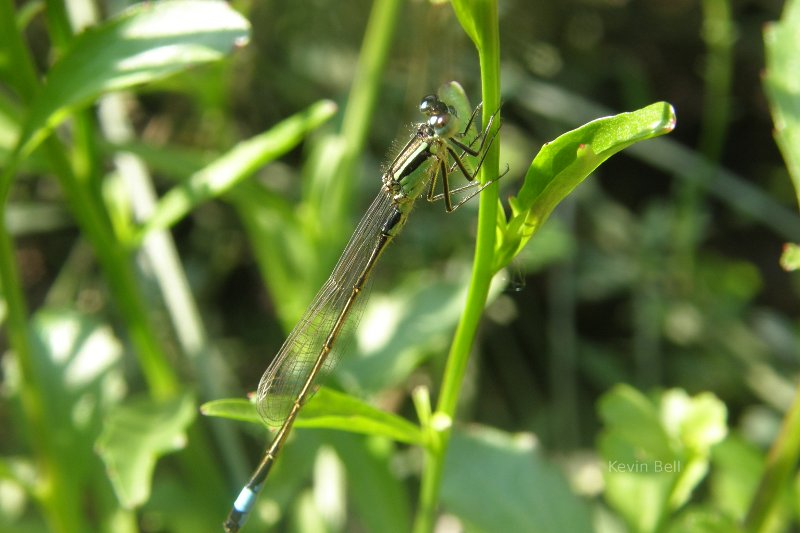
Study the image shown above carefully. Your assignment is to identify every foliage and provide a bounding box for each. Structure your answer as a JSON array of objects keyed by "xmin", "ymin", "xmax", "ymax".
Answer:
[{"xmin": 0, "ymin": 1, "xmax": 798, "ymax": 533}]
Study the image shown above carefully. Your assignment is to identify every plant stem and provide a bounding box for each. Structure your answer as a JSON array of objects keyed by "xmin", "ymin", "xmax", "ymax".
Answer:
[
  {"xmin": 307, "ymin": 0, "xmax": 403, "ymax": 242},
  {"xmin": 413, "ymin": 2, "xmax": 501, "ymax": 531},
  {"xmin": 745, "ymin": 385, "xmax": 800, "ymax": 531},
  {"xmin": 0, "ymin": 2, "xmax": 87, "ymax": 531}
]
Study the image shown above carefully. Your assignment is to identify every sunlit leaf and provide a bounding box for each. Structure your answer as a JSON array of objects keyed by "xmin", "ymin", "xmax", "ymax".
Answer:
[
  {"xmin": 598, "ymin": 385, "xmax": 728, "ymax": 532},
  {"xmin": 709, "ymin": 436, "xmax": 763, "ymax": 521},
  {"xmin": 495, "ymin": 102, "xmax": 676, "ymax": 270},
  {"xmin": 764, "ymin": 2, "xmax": 800, "ymax": 210},
  {"xmin": 26, "ymin": 309, "xmax": 125, "ymax": 486},
  {"xmin": 15, "ymin": 0, "xmax": 250, "ymax": 159},
  {"xmin": 96, "ymin": 393, "xmax": 196, "ymax": 508},
  {"xmin": 201, "ymin": 387, "xmax": 423, "ymax": 445}
]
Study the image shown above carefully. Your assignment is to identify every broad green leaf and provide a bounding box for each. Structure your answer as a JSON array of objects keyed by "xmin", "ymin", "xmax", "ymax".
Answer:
[
  {"xmin": 599, "ymin": 385, "xmax": 681, "ymax": 532},
  {"xmin": 598, "ymin": 385, "xmax": 729, "ymax": 532},
  {"xmin": 599, "ymin": 385, "xmax": 674, "ymax": 461},
  {"xmin": 201, "ymin": 387, "xmax": 423, "ymax": 445},
  {"xmin": 495, "ymin": 102, "xmax": 676, "ymax": 270},
  {"xmin": 660, "ymin": 389, "xmax": 727, "ymax": 455},
  {"xmin": 14, "ymin": 0, "xmax": 250, "ymax": 159},
  {"xmin": 25, "ymin": 309, "xmax": 125, "ymax": 486},
  {"xmin": 136, "ymin": 99, "xmax": 337, "ymax": 242},
  {"xmin": 96, "ymin": 393, "xmax": 196, "ymax": 508},
  {"xmin": 441, "ymin": 426, "xmax": 593, "ymax": 533},
  {"xmin": 709, "ymin": 436, "xmax": 763, "ymax": 521},
  {"xmin": 764, "ymin": 1, "xmax": 800, "ymax": 209}
]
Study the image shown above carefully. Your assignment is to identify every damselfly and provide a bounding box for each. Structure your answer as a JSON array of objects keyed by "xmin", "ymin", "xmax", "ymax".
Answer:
[{"xmin": 224, "ymin": 82, "xmax": 501, "ymax": 532}]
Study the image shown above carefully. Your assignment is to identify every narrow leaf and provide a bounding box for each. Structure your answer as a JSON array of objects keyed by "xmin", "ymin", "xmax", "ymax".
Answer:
[
  {"xmin": 202, "ymin": 387, "xmax": 423, "ymax": 445},
  {"xmin": 299, "ymin": 387, "xmax": 423, "ymax": 445},
  {"xmin": 137, "ymin": 99, "xmax": 337, "ymax": 241}
]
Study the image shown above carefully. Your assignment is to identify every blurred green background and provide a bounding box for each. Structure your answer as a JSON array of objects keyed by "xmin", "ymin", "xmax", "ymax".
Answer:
[{"xmin": 1, "ymin": 0, "xmax": 800, "ymax": 532}]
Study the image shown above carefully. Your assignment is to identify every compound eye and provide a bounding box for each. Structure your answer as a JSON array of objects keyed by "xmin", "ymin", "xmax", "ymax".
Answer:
[
  {"xmin": 428, "ymin": 113, "xmax": 451, "ymax": 135},
  {"xmin": 419, "ymin": 95, "xmax": 438, "ymax": 115}
]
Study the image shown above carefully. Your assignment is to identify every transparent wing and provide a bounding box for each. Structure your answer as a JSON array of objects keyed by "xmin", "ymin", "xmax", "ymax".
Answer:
[{"xmin": 256, "ymin": 190, "xmax": 398, "ymax": 426}]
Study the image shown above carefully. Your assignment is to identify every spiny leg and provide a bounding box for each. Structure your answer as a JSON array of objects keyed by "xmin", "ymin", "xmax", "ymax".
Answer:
[
  {"xmin": 429, "ymin": 129, "xmax": 508, "ymax": 212},
  {"xmin": 458, "ymin": 101, "xmax": 484, "ymax": 140},
  {"xmin": 446, "ymin": 163, "xmax": 510, "ymax": 211},
  {"xmin": 446, "ymin": 116, "xmax": 502, "ymax": 183},
  {"xmin": 426, "ymin": 154, "xmax": 465, "ymax": 212},
  {"xmin": 447, "ymin": 105, "xmax": 503, "ymax": 177}
]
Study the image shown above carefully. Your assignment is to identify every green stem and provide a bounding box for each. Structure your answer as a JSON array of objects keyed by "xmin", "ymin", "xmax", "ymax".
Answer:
[
  {"xmin": 335, "ymin": 0, "xmax": 403, "ymax": 204},
  {"xmin": 413, "ymin": 2, "xmax": 501, "ymax": 531},
  {"xmin": 0, "ymin": 217, "xmax": 85, "ymax": 533},
  {"xmin": 0, "ymin": 2, "xmax": 85, "ymax": 531},
  {"xmin": 309, "ymin": 0, "xmax": 403, "ymax": 237},
  {"xmin": 0, "ymin": 1, "xmax": 226, "ymax": 525},
  {"xmin": 744, "ymin": 385, "xmax": 800, "ymax": 531},
  {"xmin": 49, "ymin": 140, "xmax": 178, "ymax": 397}
]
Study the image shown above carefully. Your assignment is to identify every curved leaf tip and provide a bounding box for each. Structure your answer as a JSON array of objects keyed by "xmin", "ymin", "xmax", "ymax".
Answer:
[{"xmin": 493, "ymin": 101, "xmax": 676, "ymax": 270}]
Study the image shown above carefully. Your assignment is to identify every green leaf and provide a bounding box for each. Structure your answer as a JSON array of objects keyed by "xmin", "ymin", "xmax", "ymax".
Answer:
[
  {"xmin": 599, "ymin": 385, "xmax": 680, "ymax": 532},
  {"xmin": 136, "ymin": 99, "xmax": 337, "ymax": 242},
  {"xmin": 451, "ymin": 0, "xmax": 495, "ymax": 52},
  {"xmin": 329, "ymin": 433, "xmax": 412, "ymax": 533},
  {"xmin": 764, "ymin": 1, "xmax": 800, "ymax": 209},
  {"xmin": 299, "ymin": 388, "xmax": 423, "ymax": 444},
  {"xmin": 709, "ymin": 436, "xmax": 763, "ymax": 521},
  {"xmin": 199, "ymin": 398, "xmax": 259, "ymax": 424},
  {"xmin": 96, "ymin": 393, "xmax": 196, "ymax": 508},
  {"xmin": 25, "ymin": 309, "xmax": 125, "ymax": 484},
  {"xmin": 440, "ymin": 426, "xmax": 593, "ymax": 533},
  {"xmin": 340, "ymin": 274, "xmax": 475, "ymax": 394},
  {"xmin": 659, "ymin": 389, "xmax": 728, "ymax": 508},
  {"xmin": 665, "ymin": 508, "xmax": 743, "ymax": 533},
  {"xmin": 450, "ymin": 0, "xmax": 480, "ymax": 49},
  {"xmin": 201, "ymin": 387, "xmax": 424, "ymax": 445},
  {"xmin": 15, "ymin": 0, "xmax": 250, "ymax": 159},
  {"xmin": 495, "ymin": 102, "xmax": 676, "ymax": 269},
  {"xmin": 660, "ymin": 389, "xmax": 728, "ymax": 456},
  {"xmin": 599, "ymin": 385, "xmax": 674, "ymax": 460},
  {"xmin": 598, "ymin": 385, "xmax": 729, "ymax": 532}
]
